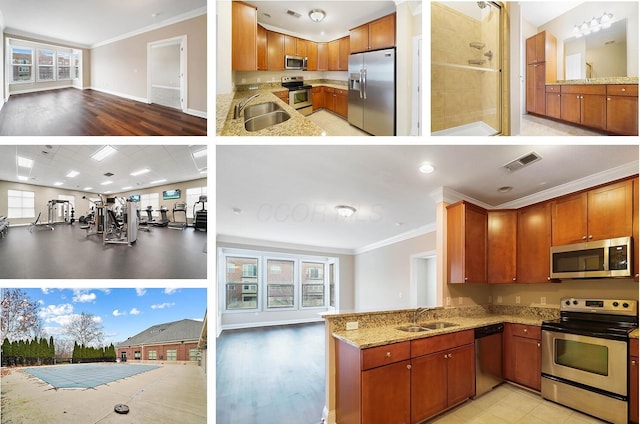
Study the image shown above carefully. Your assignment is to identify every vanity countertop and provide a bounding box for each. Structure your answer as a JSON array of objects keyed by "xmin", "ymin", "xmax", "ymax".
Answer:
[{"xmin": 547, "ymin": 77, "xmax": 638, "ymax": 85}]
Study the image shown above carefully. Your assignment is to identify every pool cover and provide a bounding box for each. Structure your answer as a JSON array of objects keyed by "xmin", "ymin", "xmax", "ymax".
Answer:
[{"xmin": 23, "ymin": 363, "xmax": 160, "ymax": 389}]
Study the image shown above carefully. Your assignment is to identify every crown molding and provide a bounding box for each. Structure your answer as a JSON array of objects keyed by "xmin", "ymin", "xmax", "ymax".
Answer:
[{"xmin": 354, "ymin": 223, "xmax": 437, "ymax": 255}]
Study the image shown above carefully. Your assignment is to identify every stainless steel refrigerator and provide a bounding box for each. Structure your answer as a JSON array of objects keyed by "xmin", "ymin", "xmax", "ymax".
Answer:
[{"xmin": 348, "ymin": 48, "xmax": 395, "ymax": 136}]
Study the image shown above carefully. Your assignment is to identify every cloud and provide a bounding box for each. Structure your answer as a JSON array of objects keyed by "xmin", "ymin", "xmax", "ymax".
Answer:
[
  {"xmin": 72, "ymin": 290, "xmax": 96, "ymax": 303},
  {"xmin": 135, "ymin": 288, "xmax": 146, "ymax": 297},
  {"xmin": 38, "ymin": 303, "xmax": 76, "ymax": 326},
  {"xmin": 129, "ymin": 308, "xmax": 141, "ymax": 315},
  {"xmin": 151, "ymin": 302, "xmax": 175, "ymax": 310},
  {"xmin": 41, "ymin": 288, "xmax": 52, "ymax": 295},
  {"xmin": 164, "ymin": 288, "xmax": 179, "ymax": 295},
  {"xmin": 112, "ymin": 309, "xmax": 126, "ymax": 317}
]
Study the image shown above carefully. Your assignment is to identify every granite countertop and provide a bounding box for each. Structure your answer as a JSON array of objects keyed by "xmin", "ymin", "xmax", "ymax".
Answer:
[
  {"xmin": 312, "ymin": 83, "xmax": 349, "ymax": 90},
  {"xmin": 547, "ymin": 77, "xmax": 639, "ymax": 86},
  {"xmin": 217, "ymin": 88, "xmax": 324, "ymax": 137},
  {"xmin": 333, "ymin": 313, "xmax": 546, "ymax": 349}
]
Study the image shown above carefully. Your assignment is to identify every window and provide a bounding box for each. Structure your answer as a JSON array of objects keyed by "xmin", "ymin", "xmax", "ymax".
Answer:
[
  {"xmin": 226, "ymin": 257, "xmax": 259, "ymax": 310},
  {"xmin": 73, "ymin": 54, "xmax": 80, "ymax": 79},
  {"xmin": 134, "ymin": 351, "xmax": 141, "ymax": 360},
  {"xmin": 189, "ymin": 349, "xmax": 199, "ymax": 361},
  {"xmin": 166, "ymin": 349, "xmax": 177, "ymax": 361},
  {"xmin": 11, "ymin": 47, "xmax": 33, "ymax": 82},
  {"xmin": 141, "ymin": 193, "xmax": 159, "ymax": 218},
  {"xmin": 37, "ymin": 49, "xmax": 55, "ymax": 81},
  {"xmin": 148, "ymin": 350, "xmax": 157, "ymax": 360},
  {"xmin": 266, "ymin": 259, "xmax": 295, "ymax": 309},
  {"xmin": 301, "ymin": 262, "xmax": 325, "ymax": 307},
  {"xmin": 57, "ymin": 52, "xmax": 71, "ymax": 80},
  {"xmin": 186, "ymin": 187, "xmax": 207, "ymax": 219},
  {"xmin": 7, "ymin": 190, "xmax": 35, "ymax": 219}
]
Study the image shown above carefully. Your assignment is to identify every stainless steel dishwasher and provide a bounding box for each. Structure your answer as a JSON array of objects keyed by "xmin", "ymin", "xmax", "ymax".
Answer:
[{"xmin": 474, "ymin": 323, "xmax": 504, "ymax": 397}]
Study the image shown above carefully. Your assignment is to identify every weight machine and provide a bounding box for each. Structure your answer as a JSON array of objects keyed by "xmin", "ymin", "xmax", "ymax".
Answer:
[
  {"xmin": 193, "ymin": 195, "xmax": 207, "ymax": 232},
  {"xmin": 103, "ymin": 198, "xmax": 137, "ymax": 246},
  {"xmin": 168, "ymin": 202, "xmax": 187, "ymax": 230},
  {"xmin": 80, "ymin": 196, "xmax": 105, "ymax": 236},
  {"xmin": 29, "ymin": 200, "xmax": 74, "ymax": 232}
]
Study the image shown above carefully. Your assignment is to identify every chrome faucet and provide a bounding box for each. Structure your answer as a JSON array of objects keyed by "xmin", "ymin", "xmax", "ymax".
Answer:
[
  {"xmin": 413, "ymin": 307, "xmax": 430, "ymax": 324},
  {"xmin": 234, "ymin": 93, "xmax": 260, "ymax": 119}
]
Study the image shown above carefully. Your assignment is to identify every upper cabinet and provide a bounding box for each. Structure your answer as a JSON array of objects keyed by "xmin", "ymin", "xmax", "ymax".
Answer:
[
  {"xmin": 526, "ymin": 31, "xmax": 556, "ymax": 65},
  {"xmin": 517, "ymin": 202, "xmax": 552, "ymax": 283},
  {"xmin": 317, "ymin": 42, "xmax": 328, "ymax": 71},
  {"xmin": 634, "ymin": 178, "xmax": 639, "ymax": 281},
  {"xmin": 328, "ymin": 36, "xmax": 350, "ymax": 71},
  {"xmin": 488, "ymin": 210, "xmax": 517, "ymax": 284},
  {"xmin": 350, "ymin": 13, "xmax": 396, "ymax": 54},
  {"xmin": 232, "ymin": 1, "xmax": 257, "ymax": 71},
  {"xmin": 551, "ymin": 179, "xmax": 633, "ymax": 245},
  {"xmin": 256, "ymin": 25, "xmax": 267, "ymax": 71},
  {"xmin": 525, "ymin": 31, "xmax": 557, "ymax": 114},
  {"xmin": 447, "ymin": 201, "xmax": 487, "ymax": 284},
  {"xmin": 266, "ymin": 30, "xmax": 285, "ymax": 71}
]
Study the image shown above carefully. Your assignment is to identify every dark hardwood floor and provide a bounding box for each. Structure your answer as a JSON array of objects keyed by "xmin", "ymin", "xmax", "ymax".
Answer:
[
  {"xmin": 216, "ymin": 322, "xmax": 326, "ymax": 424},
  {"xmin": 0, "ymin": 88, "xmax": 207, "ymax": 136}
]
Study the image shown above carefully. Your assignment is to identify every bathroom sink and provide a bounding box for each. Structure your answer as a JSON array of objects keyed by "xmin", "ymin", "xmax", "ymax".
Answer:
[
  {"xmin": 396, "ymin": 326, "xmax": 431, "ymax": 333},
  {"xmin": 422, "ymin": 322, "xmax": 459, "ymax": 330},
  {"xmin": 244, "ymin": 110, "xmax": 291, "ymax": 132},
  {"xmin": 244, "ymin": 102, "xmax": 285, "ymax": 119}
]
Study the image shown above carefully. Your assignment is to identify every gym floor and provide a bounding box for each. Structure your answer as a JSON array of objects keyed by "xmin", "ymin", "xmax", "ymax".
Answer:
[{"xmin": 0, "ymin": 224, "xmax": 207, "ymax": 279}]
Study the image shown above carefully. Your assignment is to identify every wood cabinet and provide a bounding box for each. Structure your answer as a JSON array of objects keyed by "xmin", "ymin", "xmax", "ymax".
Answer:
[
  {"xmin": 503, "ymin": 324, "xmax": 541, "ymax": 391},
  {"xmin": 231, "ymin": 1, "xmax": 257, "ymax": 71},
  {"xmin": 295, "ymin": 38, "xmax": 307, "ymax": 58},
  {"xmin": 335, "ymin": 88, "xmax": 348, "ymax": 118},
  {"xmin": 312, "ymin": 86, "xmax": 324, "ymax": 110},
  {"xmin": 560, "ymin": 85, "xmax": 606, "ymax": 130},
  {"xmin": 545, "ymin": 85, "xmax": 561, "ymax": 119},
  {"xmin": 324, "ymin": 87, "xmax": 335, "ymax": 112},
  {"xmin": 329, "ymin": 37, "xmax": 350, "ymax": 71},
  {"xmin": 630, "ymin": 338, "xmax": 639, "ymax": 424},
  {"xmin": 350, "ymin": 13, "xmax": 396, "ymax": 53},
  {"xmin": 317, "ymin": 42, "xmax": 328, "ymax": 71},
  {"xmin": 306, "ymin": 41, "xmax": 317, "ymax": 71},
  {"xmin": 488, "ymin": 210, "xmax": 517, "ymax": 284},
  {"xmin": 336, "ymin": 339, "xmax": 411, "ymax": 424},
  {"xmin": 517, "ymin": 201, "xmax": 552, "ymax": 283},
  {"xmin": 447, "ymin": 201, "xmax": 487, "ymax": 284},
  {"xmin": 525, "ymin": 31, "xmax": 557, "ymax": 114},
  {"xmin": 266, "ymin": 30, "xmax": 284, "ymax": 71},
  {"xmin": 284, "ymin": 34, "xmax": 296, "ymax": 56},
  {"xmin": 606, "ymin": 84, "xmax": 639, "ymax": 135},
  {"xmin": 551, "ymin": 179, "xmax": 633, "ymax": 246},
  {"xmin": 411, "ymin": 330, "xmax": 475, "ymax": 423},
  {"xmin": 256, "ymin": 24, "xmax": 267, "ymax": 71},
  {"xmin": 634, "ymin": 178, "xmax": 639, "ymax": 281}
]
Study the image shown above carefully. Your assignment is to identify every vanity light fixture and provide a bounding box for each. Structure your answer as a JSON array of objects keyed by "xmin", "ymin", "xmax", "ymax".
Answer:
[
  {"xmin": 335, "ymin": 205, "xmax": 356, "ymax": 217},
  {"xmin": 309, "ymin": 9, "xmax": 326, "ymax": 23},
  {"xmin": 573, "ymin": 12, "xmax": 613, "ymax": 38}
]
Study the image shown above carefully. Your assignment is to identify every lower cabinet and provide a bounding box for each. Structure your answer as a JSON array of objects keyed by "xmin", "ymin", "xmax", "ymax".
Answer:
[
  {"xmin": 311, "ymin": 86, "xmax": 324, "ymax": 110},
  {"xmin": 273, "ymin": 90, "xmax": 289, "ymax": 104},
  {"xmin": 319, "ymin": 86, "xmax": 348, "ymax": 119},
  {"xmin": 630, "ymin": 338, "xmax": 639, "ymax": 424},
  {"xmin": 362, "ymin": 359, "xmax": 411, "ymax": 424},
  {"xmin": 606, "ymin": 85, "xmax": 638, "ymax": 136},
  {"xmin": 503, "ymin": 323, "xmax": 541, "ymax": 391}
]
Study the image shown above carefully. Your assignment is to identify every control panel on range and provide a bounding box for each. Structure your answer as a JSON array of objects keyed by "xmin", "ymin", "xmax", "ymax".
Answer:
[{"xmin": 560, "ymin": 298, "xmax": 637, "ymax": 315}]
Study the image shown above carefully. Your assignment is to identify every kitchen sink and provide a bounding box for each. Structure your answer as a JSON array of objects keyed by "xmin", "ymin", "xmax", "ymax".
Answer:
[
  {"xmin": 421, "ymin": 322, "xmax": 459, "ymax": 330},
  {"xmin": 396, "ymin": 326, "xmax": 431, "ymax": 333},
  {"xmin": 244, "ymin": 101, "xmax": 285, "ymax": 119},
  {"xmin": 243, "ymin": 102, "xmax": 291, "ymax": 132}
]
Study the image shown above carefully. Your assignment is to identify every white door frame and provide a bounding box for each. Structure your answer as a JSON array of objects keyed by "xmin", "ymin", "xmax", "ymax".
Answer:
[
  {"xmin": 409, "ymin": 250, "xmax": 439, "ymax": 308},
  {"xmin": 411, "ymin": 35, "xmax": 422, "ymax": 136},
  {"xmin": 147, "ymin": 35, "xmax": 187, "ymax": 113}
]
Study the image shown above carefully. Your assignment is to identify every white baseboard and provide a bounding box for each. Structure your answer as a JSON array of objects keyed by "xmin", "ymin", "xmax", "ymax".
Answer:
[
  {"xmin": 322, "ymin": 405, "xmax": 336, "ymax": 424},
  {"xmin": 220, "ymin": 317, "xmax": 324, "ymax": 332},
  {"xmin": 87, "ymin": 86, "xmax": 148, "ymax": 104},
  {"xmin": 9, "ymin": 84, "xmax": 74, "ymax": 96},
  {"xmin": 186, "ymin": 108, "xmax": 207, "ymax": 119}
]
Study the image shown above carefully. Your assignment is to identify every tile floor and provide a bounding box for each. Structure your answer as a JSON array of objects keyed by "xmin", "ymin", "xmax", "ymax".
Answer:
[
  {"xmin": 519, "ymin": 114, "xmax": 605, "ymax": 136},
  {"xmin": 307, "ymin": 110, "xmax": 371, "ymax": 136},
  {"xmin": 428, "ymin": 383, "xmax": 606, "ymax": 424}
]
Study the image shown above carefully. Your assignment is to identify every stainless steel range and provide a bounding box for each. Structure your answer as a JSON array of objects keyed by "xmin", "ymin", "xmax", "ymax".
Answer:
[
  {"xmin": 281, "ymin": 76, "xmax": 312, "ymax": 116},
  {"xmin": 541, "ymin": 298, "xmax": 638, "ymax": 424}
]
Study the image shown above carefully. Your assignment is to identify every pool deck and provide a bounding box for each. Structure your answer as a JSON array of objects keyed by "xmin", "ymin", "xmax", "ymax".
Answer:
[{"xmin": 1, "ymin": 363, "xmax": 206, "ymax": 424}]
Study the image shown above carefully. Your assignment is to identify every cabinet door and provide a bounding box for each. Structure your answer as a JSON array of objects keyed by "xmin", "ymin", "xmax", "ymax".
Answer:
[
  {"xmin": 362, "ymin": 360, "xmax": 411, "ymax": 424},
  {"xmin": 534, "ymin": 64, "xmax": 546, "ymax": 115},
  {"xmin": 525, "ymin": 35, "xmax": 536, "ymax": 65},
  {"xmin": 306, "ymin": 41, "xmax": 318, "ymax": 71},
  {"xmin": 517, "ymin": 202, "xmax": 552, "ymax": 283},
  {"xmin": 296, "ymin": 38, "xmax": 307, "ymax": 57},
  {"xmin": 488, "ymin": 210, "xmax": 517, "ymax": 283},
  {"xmin": 534, "ymin": 32, "xmax": 546, "ymax": 63},
  {"xmin": 587, "ymin": 179, "xmax": 633, "ymax": 241},
  {"xmin": 328, "ymin": 40, "xmax": 340, "ymax": 70},
  {"xmin": 339, "ymin": 37, "xmax": 350, "ymax": 70},
  {"xmin": 545, "ymin": 92, "xmax": 561, "ymax": 118},
  {"xmin": 369, "ymin": 13, "xmax": 395, "ymax": 50},
  {"xmin": 411, "ymin": 353, "xmax": 447, "ymax": 423},
  {"xmin": 560, "ymin": 93, "xmax": 581, "ymax": 124},
  {"xmin": 256, "ymin": 25, "xmax": 267, "ymax": 71},
  {"xmin": 552, "ymin": 192, "xmax": 587, "ymax": 245},
  {"xmin": 324, "ymin": 88, "xmax": 336, "ymax": 112},
  {"xmin": 513, "ymin": 336, "xmax": 541, "ymax": 391},
  {"xmin": 526, "ymin": 65, "xmax": 535, "ymax": 112},
  {"xmin": 634, "ymin": 178, "xmax": 639, "ymax": 281},
  {"xmin": 447, "ymin": 344, "xmax": 475, "ymax": 406},
  {"xmin": 267, "ymin": 31, "xmax": 284, "ymax": 71},
  {"xmin": 317, "ymin": 43, "xmax": 328, "ymax": 71},
  {"xmin": 631, "ymin": 339, "xmax": 639, "ymax": 424},
  {"xmin": 231, "ymin": 1, "xmax": 257, "ymax": 71},
  {"xmin": 503, "ymin": 324, "xmax": 515, "ymax": 381},
  {"xmin": 336, "ymin": 90, "xmax": 348, "ymax": 118},
  {"xmin": 312, "ymin": 87, "xmax": 324, "ymax": 110},
  {"xmin": 606, "ymin": 96, "xmax": 639, "ymax": 135},
  {"xmin": 350, "ymin": 24, "xmax": 369, "ymax": 53},
  {"xmin": 284, "ymin": 34, "xmax": 296, "ymax": 56},
  {"xmin": 581, "ymin": 94, "xmax": 606, "ymax": 129},
  {"xmin": 447, "ymin": 201, "xmax": 487, "ymax": 284}
]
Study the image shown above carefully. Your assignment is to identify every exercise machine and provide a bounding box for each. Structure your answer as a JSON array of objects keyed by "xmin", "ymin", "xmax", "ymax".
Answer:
[
  {"xmin": 136, "ymin": 208, "xmax": 151, "ymax": 232},
  {"xmin": 29, "ymin": 200, "xmax": 74, "ymax": 232},
  {"xmin": 193, "ymin": 195, "xmax": 207, "ymax": 232},
  {"xmin": 0, "ymin": 216, "xmax": 9, "ymax": 239},
  {"xmin": 168, "ymin": 202, "xmax": 187, "ymax": 230},
  {"xmin": 80, "ymin": 196, "xmax": 105, "ymax": 236},
  {"xmin": 153, "ymin": 206, "xmax": 170, "ymax": 227},
  {"xmin": 103, "ymin": 198, "xmax": 137, "ymax": 246}
]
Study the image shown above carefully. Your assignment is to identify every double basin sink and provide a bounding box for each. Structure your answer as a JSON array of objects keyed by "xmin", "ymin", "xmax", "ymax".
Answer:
[
  {"xmin": 396, "ymin": 322, "xmax": 459, "ymax": 333},
  {"xmin": 243, "ymin": 102, "xmax": 291, "ymax": 132}
]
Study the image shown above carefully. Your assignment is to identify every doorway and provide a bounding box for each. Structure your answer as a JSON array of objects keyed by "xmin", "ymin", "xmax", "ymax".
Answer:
[
  {"xmin": 148, "ymin": 36, "xmax": 187, "ymax": 112},
  {"xmin": 410, "ymin": 252, "xmax": 438, "ymax": 308}
]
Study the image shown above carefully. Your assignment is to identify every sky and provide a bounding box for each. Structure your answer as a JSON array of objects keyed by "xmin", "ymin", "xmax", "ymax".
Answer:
[{"xmin": 20, "ymin": 288, "xmax": 207, "ymax": 346}]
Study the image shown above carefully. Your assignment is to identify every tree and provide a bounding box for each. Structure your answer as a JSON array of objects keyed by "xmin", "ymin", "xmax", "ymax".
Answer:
[
  {"xmin": 49, "ymin": 336, "xmax": 55, "ymax": 364},
  {"xmin": 63, "ymin": 312, "xmax": 104, "ymax": 347},
  {"xmin": 0, "ymin": 289, "xmax": 44, "ymax": 341}
]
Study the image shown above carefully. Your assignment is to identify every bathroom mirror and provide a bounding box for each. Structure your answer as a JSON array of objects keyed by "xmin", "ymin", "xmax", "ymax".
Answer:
[{"xmin": 564, "ymin": 19, "xmax": 627, "ymax": 79}]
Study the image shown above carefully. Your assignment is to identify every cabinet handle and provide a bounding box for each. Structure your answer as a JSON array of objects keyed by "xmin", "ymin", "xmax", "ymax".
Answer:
[
  {"xmin": 621, "ymin": 88, "xmax": 626, "ymax": 92},
  {"xmin": 407, "ymin": 364, "xmax": 412, "ymax": 370},
  {"xmin": 512, "ymin": 277, "xmax": 516, "ymax": 281},
  {"xmin": 523, "ymin": 328, "xmax": 528, "ymax": 333},
  {"xmin": 464, "ymin": 277, "xmax": 468, "ymax": 281},
  {"xmin": 588, "ymin": 235, "xmax": 592, "ymax": 239},
  {"xmin": 607, "ymin": 97, "xmax": 611, "ymax": 101},
  {"xmin": 386, "ymin": 352, "xmax": 391, "ymax": 358},
  {"xmin": 444, "ymin": 354, "xmax": 448, "ymax": 359},
  {"xmin": 632, "ymin": 360, "xmax": 637, "ymax": 366},
  {"xmin": 448, "ymin": 353, "xmax": 453, "ymax": 358},
  {"xmin": 582, "ymin": 236, "xmax": 587, "ymax": 240},
  {"xmin": 537, "ymin": 342, "xmax": 541, "ymax": 348}
]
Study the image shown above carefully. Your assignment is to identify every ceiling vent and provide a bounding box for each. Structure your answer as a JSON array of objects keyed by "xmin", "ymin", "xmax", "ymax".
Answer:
[
  {"xmin": 503, "ymin": 151, "xmax": 542, "ymax": 172},
  {"xmin": 104, "ymin": 172, "xmax": 114, "ymax": 177},
  {"xmin": 286, "ymin": 9, "xmax": 302, "ymax": 18}
]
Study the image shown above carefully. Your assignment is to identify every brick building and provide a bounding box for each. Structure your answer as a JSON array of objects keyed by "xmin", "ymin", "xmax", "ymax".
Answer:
[{"xmin": 117, "ymin": 319, "xmax": 203, "ymax": 363}]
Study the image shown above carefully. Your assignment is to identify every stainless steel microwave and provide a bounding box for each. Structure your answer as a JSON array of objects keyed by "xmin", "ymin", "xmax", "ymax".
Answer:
[
  {"xmin": 550, "ymin": 236, "xmax": 632, "ymax": 279},
  {"xmin": 285, "ymin": 55, "xmax": 307, "ymax": 70}
]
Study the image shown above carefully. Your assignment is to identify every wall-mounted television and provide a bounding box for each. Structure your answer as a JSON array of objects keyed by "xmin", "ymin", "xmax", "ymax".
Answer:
[
  {"xmin": 129, "ymin": 194, "xmax": 141, "ymax": 202},
  {"xmin": 163, "ymin": 189, "xmax": 181, "ymax": 200}
]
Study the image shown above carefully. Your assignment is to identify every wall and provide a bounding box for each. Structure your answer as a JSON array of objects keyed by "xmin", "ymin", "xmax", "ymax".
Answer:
[
  {"xmin": 117, "ymin": 341, "xmax": 199, "ymax": 362},
  {"xmin": 91, "ymin": 14, "xmax": 207, "ymax": 115},
  {"xmin": 537, "ymin": 1, "xmax": 638, "ymax": 79},
  {"xmin": 396, "ymin": 1, "xmax": 422, "ymax": 136},
  {"xmin": 216, "ymin": 0, "xmax": 233, "ymax": 94}
]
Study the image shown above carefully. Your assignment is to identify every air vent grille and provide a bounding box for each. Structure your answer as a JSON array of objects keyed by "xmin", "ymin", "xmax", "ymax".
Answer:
[
  {"xmin": 104, "ymin": 172, "xmax": 114, "ymax": 177},
  {"xmin": 503, "ymin": 151, "xmax": 542, "ymax": 172},
  {"xmin": 286, "ymin": 9, "xmax": 301, "ymax": 18}
]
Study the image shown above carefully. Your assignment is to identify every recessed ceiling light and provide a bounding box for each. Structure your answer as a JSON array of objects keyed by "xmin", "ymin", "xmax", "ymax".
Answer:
[
  {"xmin": 419, "ymin": 162, "xmax": 435, "ymax": 174},
  {"xmin": 17, "ymin": 156, "xmax": 34, "ymax": 168},
  {"xmin": 18, "ymin": 176, "xmax": 28, "ymax": 181},
  {"xmin": 66, "ymin": 170, "xmax": 79, "ymax": 178},
  {"xmin": 121, "ymin": 186, "xmax": 133, "ymax": 190},
  {"xmin": 498, "ymin": 186, "xmax": 513, "ymax": 193},
  {"xmin": 91, "ymin": 145, "xmax": 117, "ymax": 161},
  {"xmin": 130, "ymin": 168, "xmax": 150, "ymax": 176},
  {"xmin": 150, "ymin": 179, "xmax": 167, "ymax": 184},
  {"xmin": 335, "ymin": 205, "xmax": 356, "ymax": 217},
  {"xmin": 84, "ymin": 187, "xmax": 93, "ymax": 191},
  {"xmin": 100, "ymin": 181, "xmax": 113, "ymax": 186},
  {"xmin": 54, "ymin": 182, "xmax": 63, "ymax": 186}
]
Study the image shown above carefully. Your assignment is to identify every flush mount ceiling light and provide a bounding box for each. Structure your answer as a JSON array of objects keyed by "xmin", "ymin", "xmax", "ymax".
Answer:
[
  {"xmin": 498, "ymin": 186, "xmax": 513, "ymax": 193},
  {"xmin": 419, "ymin": 162, "xmax": 435, "ymax": 174},
  {"xmin": 335, "ymin": 205, "xmax": 356, "ymax": 217},
  {"xmin": 309, "ymin": 9, "xmax": 326, "ymax": 23}
]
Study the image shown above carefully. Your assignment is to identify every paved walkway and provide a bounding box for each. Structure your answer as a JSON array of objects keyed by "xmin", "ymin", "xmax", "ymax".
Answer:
[{"xmin": 1, "ymin": 363, "xmax": 206, "ymax": 424}]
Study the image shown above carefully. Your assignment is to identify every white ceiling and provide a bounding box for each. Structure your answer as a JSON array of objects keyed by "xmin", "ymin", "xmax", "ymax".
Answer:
[
  {"xmin": 520, "ymin": 1, "xmax": 583, "ymax": 27},
  {"xmin": 243, "ymin": 0, "xmax": 399, "ymax": 42},
  {"xmin": 0, "ymin": 0, "xmax": 207, "ymax": 47},
  {"xmin": 217, "ymin": 145, "xmax": 639, "ymax": 253},
  {"xmin": 0, "ymin": 145, "xmax": 207, "ymax": 194}
]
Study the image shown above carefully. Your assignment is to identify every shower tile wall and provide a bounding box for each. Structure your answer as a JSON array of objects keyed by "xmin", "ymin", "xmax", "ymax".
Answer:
[{"xmin": 432, "ymin": 2, "xmax": 500, "ymax": 132}]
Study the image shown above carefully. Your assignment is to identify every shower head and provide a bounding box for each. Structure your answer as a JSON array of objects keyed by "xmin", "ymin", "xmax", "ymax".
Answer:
[{"xmin": 477, "ymin": 1, "xmax": 487, "ymax": 9}]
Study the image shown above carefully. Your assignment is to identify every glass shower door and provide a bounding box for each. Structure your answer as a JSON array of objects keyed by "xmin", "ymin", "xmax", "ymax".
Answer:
[{"xmin": 431, "ymin": 1, "xmax": 502, "ymax": 136}]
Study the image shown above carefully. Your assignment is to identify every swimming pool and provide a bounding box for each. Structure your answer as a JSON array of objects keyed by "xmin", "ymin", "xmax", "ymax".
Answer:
[{"xmin": 23, "ymin": 363, "xmax": 160, "ymax": 389}]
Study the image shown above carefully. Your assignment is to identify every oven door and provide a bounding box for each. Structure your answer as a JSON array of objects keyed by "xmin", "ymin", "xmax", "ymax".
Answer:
[
  {"xmin": 541, "ymin": 330, "xmax": 628, "ymax": 396},
  {"xmin": 289, "ymin": 89, "xmax": 312, "ymax": 111}
]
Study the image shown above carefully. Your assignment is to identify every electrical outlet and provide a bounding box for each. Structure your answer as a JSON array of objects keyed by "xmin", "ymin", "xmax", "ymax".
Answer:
[
  {"xmin": 516, "ymin": 296, "xmax": 521, "ymax": 304},
  {"xmin": 346, "ymin": 321, "xmax": 358, "ymax": 330},
  {"xmin": 446, "ymin": 297, "xmax": 451, "ymax": 306},
  {"xmin": 497, "ymin": 296, "xmax": 503, "ymax": 304},
  {"xmin": 541, "ymin": 297, "xmax": 547, "ymax": 305}
]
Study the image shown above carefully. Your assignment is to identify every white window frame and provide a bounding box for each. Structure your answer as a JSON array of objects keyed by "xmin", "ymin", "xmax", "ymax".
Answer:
[
  {"xmin": 148, "ymin": 350, "xmax": 157, "ymax": 360},
  {"xmin": 166, "ymin": 349, "xmax": 177, "ymax": 361},
  {"xmin": 36, "ymin": 49, "xmax": 56, "ymax": 82},
  {"xmin": 7, "ymin": 189, "xmax": 35, "ymax": 219},
  {"xmin": 264, "ymin": 257, "xmax": 297, "ymax": 311},
  {"xmin": 300, "ymin": 261, "xmax": 327, "ymax": 308},
  {"xmin": 224, "ymin": 254, "xmax": 260, "ymax": 311},
  {"xmin": 57, "ymin": 51, "xmax": 71, "ymax": 81},
  {"xmin": 186, "ymin": 187, "xmax": 207, "ymax": 219},
  {"xmin": 10, "ymin": 46, "xmax": 34, "ymax": 83}
]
